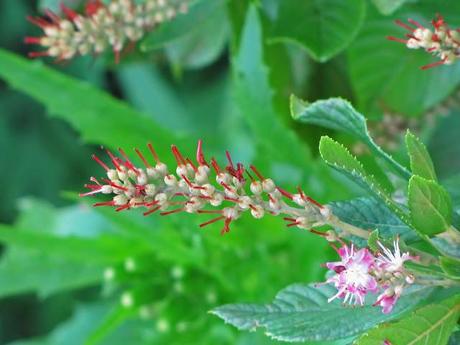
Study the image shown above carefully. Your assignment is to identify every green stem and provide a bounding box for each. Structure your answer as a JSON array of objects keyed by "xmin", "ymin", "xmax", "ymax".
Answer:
[{"xmin": 329, "ymin": 217, "xmax": 370, "ymax": 239}]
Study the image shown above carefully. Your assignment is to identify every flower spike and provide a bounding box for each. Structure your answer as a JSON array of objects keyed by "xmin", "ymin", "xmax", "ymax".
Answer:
[
  {"xmin": 81, "ymin": 140, "xmax": 329, "ymax": 235},
  {"xmin": 25, "ymin": 0, "xmax": 190, "ymax": 62},
  {"xmin": 389, "ymin": 14, "xmax": 460, "ymax": 69}
]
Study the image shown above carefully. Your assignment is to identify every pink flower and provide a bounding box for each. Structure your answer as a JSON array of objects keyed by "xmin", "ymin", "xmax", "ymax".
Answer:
[
  {"xmin": 376, "ymin": 238, "xmax": 416, "ymax": 273},
  {"xmin": 326, "ymin": 245, "xmax": 378, "ymax": 306},
  {"xmin": 373, "ymin": 286, "xmax": 402, "ymax": 314}
]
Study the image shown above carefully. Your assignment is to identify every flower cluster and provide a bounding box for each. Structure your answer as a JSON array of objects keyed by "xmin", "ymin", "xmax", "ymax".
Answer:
[
  {"xmin": 325, "ymin": 239, "xmax": 417, "ymax": 313},
  {"xmin": 80, "ymin": 140, "xmax": 332, "ymax": 235},
  {"xmin": 388, "ymin": 14, "xmax": 460, "ymax": 69},
  {"xmin": 26, "ymin": 0, "xmax": 189, "ymax": 62}
]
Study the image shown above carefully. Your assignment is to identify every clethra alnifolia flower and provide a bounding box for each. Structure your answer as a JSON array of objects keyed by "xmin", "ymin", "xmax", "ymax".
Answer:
[
  {"xmin": 80, "ymin": 140, "xmax": 330, "ymax": 235},
  {"xmin": 25, "ymin": 0, "xmax": 189, "ymax": 62},
  {"xmin": 325, "ymin": 238, "xmax": 417, "ymax": 313},
  {"xmin": 388, "ymin": 14, "xmax": 460, "ymax": 69}
]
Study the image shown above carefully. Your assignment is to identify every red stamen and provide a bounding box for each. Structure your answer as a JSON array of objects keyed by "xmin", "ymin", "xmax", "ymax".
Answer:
[
  {"xmin": 92, "ymin": 154, "xmax": 110, "ymax": 171},
  {"xmin": 394, "ymin": 19, "xmax": 415, "ymax": 32},
  {"xmin": 171, "ymin": 145, "xmax": 186, "ymax": 166},
  {"xmin": 143, "ymin": 206, "xmax": 161, "ymax": 216},
  {"xmin": 287, "ymin": 222, "xmax": 300, "ymax": 227},
  {"xmin": 114, "ymin": 49, "xmax": 120, "ymax": 64},
  {"xmin": 24, "ymin": 37, "xmax": 42, "ymax": 44},
  {"xmin": 283, "ymin": 217, "xmax": 297, "ymax": 222},
  {"xmin": 116, "ymin": 204, "xmax": 130, "ymax": 212},
  {"xmin": 186, "ymin": 158, "xmax": 198, "ymax": 172},
  {"xmin": 102, "ymin": 179, "xmax": 128, "ymax": 191},
  {"xmin": 277, "ymin": 187, "xmax": 294, "ymax": 200},
  {"xmin": 84, "ymin": 184, "xmax": 100, "ymax": 190},
  {"xmin": 249, "ymin": 165, "xmax": 265, "ymax": 180},
  {"xmin": 160, "ymin": 208, "xmax": 184, "ymax": 216},
  {"xmin": 210, "ymin": 158, "xmax": 221, "ymax": 174},
  {"xmin": 135, "ymin": 148, "xmax": 151, "ymax": 168},
  {"xmin": 181, "ymin": 174, "xmax": 204, "ymax": 190},
  {"xmin": 85, "ymin": 0, "xmax": 104, "ymax": 16},
  {"xmin": 421, "ymin": 58, "xmax": 446, "ymax": 70},
  {"xmin": 93, "ymin": 201, "xmax": 115, "ymax": 207},
  {"xmin": 221, "ymin": 218, "xmax": 232, "ymax": 234},
  {"xmin": 407, "ymin": 18, "xmax": 424, "ymax": 29},
  {"xmin": 220, "ymin": 182, "xmax": 234, "ymax": 193},
  {"xmin": 386, "ymin": 36, "xmax": 408, "ymax": 44},
  {"xmin": 28, "ymin": 51, "xmax": 49, "ymax": 58},
  {"xmin": 200, "ymin": 216, "xmax": 225, "ymax": 228},
  {"xmin": 225, "ymin": 151, "xmax": 234, "ymax": 169},
  {"xmin": 147, "ymin": 143, "xmax": 160, "ymax": 163},
  {"xmin": 196, "ymin": 139, "xmax": 208, "ymax": 166},
  {"xmin": 27, "ymin": 16, "xmax": 51, "ymax": 29},
  {"xmin": 118, "ymin": 148, "xmax": 139, "ymax": 175},
  {"xmin": 224, "ymin": 196, "xmax": 239, "ymax": 203},
  {"xmin": 305, "ymin": 196, "xmax": 323, "ymax": 209},
  {"xmin": 310, "ymin": 228, "xmax": 326, "ymax": 237},
  {"xmin": 245, "ymin": 169, "xmax": 255, "ymax": 182},
  {"xmin": 60, "ymin": 4, "xmax": 79, "ymax": 21},
  {"xmin": 105, "ymin": 149, "xmax": 122, "ymax": 171},
  {"xmin": 44, "ymin": 9, "xmax": 61, "ymax": 24},
  {"xmin": 197, "ymin": 210, "xmax": 222, "ymax": 214}
]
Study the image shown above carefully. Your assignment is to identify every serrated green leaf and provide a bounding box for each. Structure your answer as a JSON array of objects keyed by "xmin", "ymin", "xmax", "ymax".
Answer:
[
  {"xmin": 269, "ymin": 0, "xmax": 365, "ymax": 62},
  {"xmin": 141, "ymin": 0, "xmax": 227, "ymax": 51},
  {"xmin": 348, "ymin": 3, "xmax": 460, "ymax": 116},
  {"xmin": 232, "ymin": 5, "xmax": 310, "ymax": 169},
  {"xmin": 406, "ymin": 131, "xmax": 437, "ymax": 181},
  {"xmin": 440, "ymin": 257, "xmax": 460, "ymax": 279},
  {"xmin": 319, "ymin": 136, "xmax": 410, "ymax": 225},
  {"xmin": 330, "ymin": 197, "xmax": 418, "ymax": 244},
  {"xmin": 211, "ymin": 283, "xmax": 433, "ymax": 342},
  {"xmin": 0, "ymin": 49, "xmax": 185, "ymax": 155},
  {"xmin": 291, "ymin": 96, "xmax": 411, "ymax": 178},
  {"xmin": 355, "ymin": 294, "xmax": 460, "ymax": 345},
  {"xmin": 408, "ymin": 176, "xmax": 453, "ymax": 236}
]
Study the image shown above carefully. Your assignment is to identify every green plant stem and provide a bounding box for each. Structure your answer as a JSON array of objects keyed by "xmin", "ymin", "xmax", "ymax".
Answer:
[{"xmin": 329, "ymin": 217, "xmax": 370, "ymax": 239}]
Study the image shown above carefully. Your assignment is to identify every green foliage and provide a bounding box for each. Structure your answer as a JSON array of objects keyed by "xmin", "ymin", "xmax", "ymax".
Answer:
[
  {"xmin": 0, "ymin": 49, "xmax": 184, "ymax": 155},
  {"xmin": 211, "ymin": 283, "xmax": 433, "ymax": 342},
  {"xmin": 440, "ymin": 257, "xmax": 460, "ymax": 279},
  {"xmin": 408, "ymin": 176, "xmax": 453, "ymax": 236},
  {"xmin": 319, "ymin": 136, "xmax": 409, "ymax": 224},
  {"xmin": 355, "ymin": 294, "xmax": 460, "ymax": 345},
  {"xmin": 269, "ymin": 0, "xmax": 366, "ymax": 62},
  {"xmin": 371, "ymin": 0, "xmax": 414, "ymax": 15},
  {"xmin": 406, "ymin": 130, "xmax": 437, "ymax": 181},
  {"xmin": 291, "ymin": 96, "xmax": 411, "ymax": 178}
]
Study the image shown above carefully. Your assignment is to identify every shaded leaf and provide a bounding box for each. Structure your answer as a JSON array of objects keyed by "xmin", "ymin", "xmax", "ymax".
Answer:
[{"xmin": 270, "ymin": 0, "xmax": 366, "ymax": 62}]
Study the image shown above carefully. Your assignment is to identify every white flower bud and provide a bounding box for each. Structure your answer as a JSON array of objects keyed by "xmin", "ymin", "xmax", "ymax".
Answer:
[
  {"xmin": 222, "ymin": 207, "xmax": 239, "ymax": 220},
  {"xmin": 210, "ymin": 193, "xmax": 223, "ymax": 206},
  {"xmin": 156, "ymin": 162, "xmax": 168, "ymax": 176},
  {"xmin": 250, "ymin": 205, "xmax": 264, "ymax": 219},
  {"xmin": 250, "ymin": 181, "xmax": 263, "ymax": 195},
  {"xmin": 201, "ymin": 184, "xmax": 215, "ymax": 197},
  {"xmin": 114, "ymin": 194, "xmax": 128, "ymax": 206},
  {"xmin": 262, "ymin": 179, "xmax": 276, "ymax": 193},
  {"xmin": 101, "ymin": 185, "xmax": 113, "ymax": 194},
  {"xmin": 164, "ymin": 174, "xmax": 178, "ymax": 187}
]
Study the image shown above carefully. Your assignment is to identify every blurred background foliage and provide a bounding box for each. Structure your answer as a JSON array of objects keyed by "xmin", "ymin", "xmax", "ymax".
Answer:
[{"xmin": 0, "ymin": 0, "xmax": 459, "ymax": 344}]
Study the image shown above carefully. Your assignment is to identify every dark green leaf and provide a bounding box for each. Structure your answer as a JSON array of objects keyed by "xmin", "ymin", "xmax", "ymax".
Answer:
[
  {"xmin": 0, "ymin": 49, "xmax": 184, "ymax": 155},
  {"xmin": 440, "ymin": 257, "xmax": 460, "ymax": 279},
  {"xmin": 408, "ymin": 176, "xmax": 453, "ymax": 236},
  {"xmin": 211, "ymin": 283, "xmax": 432, "ymax": 342},
  {"xmin": 270, "ymin": 0, "xmax": 366, "ymax": 62}
]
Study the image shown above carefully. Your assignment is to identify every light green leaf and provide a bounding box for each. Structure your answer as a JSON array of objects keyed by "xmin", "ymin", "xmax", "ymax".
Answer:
[
  {"xmin": 406, "ymin": 130, "xmax": 437, "ymax": 181},
  {"xmin": 408, "ymin": 176, "xmax": 453, "ymax": 236},
  {"xmin": 233, "ymin": 5, "xmax": 310, "ymax": 168},
  {"xmin": 440, "ymin": 257, "xmax": 460, "ymax": 279},
  {"xmin": 0, "ymin": 247, "xmax": 102, "ymax": 299},
  {"xmin": 319, "ymin": 136, "xmax": 410, "ymax": 225},
  {"xmin": 367, "ymin": 229, "xmax": 380, "ymax": 252},
  {"xmin": 269, "ymin": 0, "xmax": 366, "ymax": 62},
  {"xmin": 0, "ymin": 49, "xmax": 184, "ymax": 155},
  {"xmin": 355, "ymin": 294, "xmax": 460, "ymax": 345},
  {"xmin": 291, "ymin": 96, "xmax": 411, "ymax": 178},
  {"xmin": 211, "ymin": 283, "xmax": 432, "ymax": 342}
]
